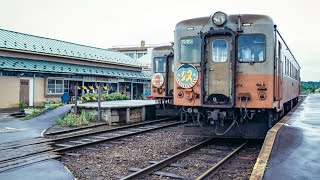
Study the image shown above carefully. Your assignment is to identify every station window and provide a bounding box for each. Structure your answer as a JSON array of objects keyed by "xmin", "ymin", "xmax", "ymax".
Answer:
[
  {"xmin": 238, "ymin": 34, "xmax": 266, "ymax": 62},
  {"xmin": 125, "ymin": 53, "xmax": 135, "ymax": 59},
  {"xmin": 137, "ymin": 53, "xmax": 146, "ymax": 59},
  {"xmin": 153, "ymin": 57, "xmax": 166, "ymax": 73},
  {"xmin": 47, "ymin": 79, "xmax": 63, "ymax": 94},
  {"xmin": 64, "ymin": 80, "xmax": 69, "ymax": 92},
  {"xmin": 212, "ymin": 39, "xmax": 228, "ymax": 62}
]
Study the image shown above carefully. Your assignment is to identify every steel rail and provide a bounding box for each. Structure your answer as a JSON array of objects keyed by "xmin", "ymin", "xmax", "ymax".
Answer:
[
  {"xmin": 46, "ymin": 117, "xmax": 175, "ymax": 136},
  {"xmin": 0, "ymin": 118, "xmax": 176, "ymax": 151},
  {"xmin": 54, "ymin": 121, "xmax": 184, "ymax": 153},
  {"xmin": 121, "ymin": 138, "xmax": 214, "ymax": 180},
  {"xmin": 196, "ymin": 141, "xmax": 248, "ymax": 180}
]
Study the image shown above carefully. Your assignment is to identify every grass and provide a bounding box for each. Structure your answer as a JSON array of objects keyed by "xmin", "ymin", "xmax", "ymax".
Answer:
[
  {"xmin": 56, "ymin": 110, "xmax": 95, "ymax": 127},
  {"xmin": 23, "ymin": 108, "xmax": 44, "ymax": 120},
  {"xmin": 48, "ymin": 102, "xmax": 64, "ymax": 109},
  {"xmin": 21, "ymin": 103, "xmax": 64, "ymax": 120}
]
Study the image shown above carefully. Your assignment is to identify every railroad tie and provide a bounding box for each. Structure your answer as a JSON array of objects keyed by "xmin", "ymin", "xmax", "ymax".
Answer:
[{"xmin": 128, "ymin": 167, "xmax": 188, "ymax": 180}]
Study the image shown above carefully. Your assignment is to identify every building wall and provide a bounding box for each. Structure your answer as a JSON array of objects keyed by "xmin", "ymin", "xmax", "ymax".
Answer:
[
  {"xmin": 0, "ymin": 77, "xmax": 62, "ymax": 109},
  {"xmin": 0, "ymin": 77, "xmax": 20, "ymax": 108},
  {"xmin": 34, "ymin": 78, "xmax": 60, "ymax": 106}
]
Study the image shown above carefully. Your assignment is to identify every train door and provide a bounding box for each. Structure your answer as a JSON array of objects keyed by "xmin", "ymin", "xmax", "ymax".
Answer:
[
  {"xmin": 204, "ymin": 36, "xmax": 233, "ymax": 106},
  {"xmin": 167, "ymin": 55, "xmax": 174, "ymax": 97},
  {"xmin": 275, "ymin": 41, "xmax": 283, "ymax": 110}
]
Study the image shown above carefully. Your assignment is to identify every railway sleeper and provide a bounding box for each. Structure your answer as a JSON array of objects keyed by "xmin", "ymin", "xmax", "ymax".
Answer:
[{"xmin": 128, "ymin": 167, "xmax": 189, "ymax": 180}]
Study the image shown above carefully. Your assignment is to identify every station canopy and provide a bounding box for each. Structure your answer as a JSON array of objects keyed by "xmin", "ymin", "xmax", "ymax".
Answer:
[
  {"xmin": 0, "ymin": 29, "xmax": 143, "ymax": 68},
  {"xmin": 0, "ymin": 56, "xmax": 151, "ymax": 79}
]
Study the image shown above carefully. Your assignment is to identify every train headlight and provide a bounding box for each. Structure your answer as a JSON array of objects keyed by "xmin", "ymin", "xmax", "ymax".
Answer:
[{"xmin": 212, "ymin": 11, "xmax": 227, "ymax": 26}]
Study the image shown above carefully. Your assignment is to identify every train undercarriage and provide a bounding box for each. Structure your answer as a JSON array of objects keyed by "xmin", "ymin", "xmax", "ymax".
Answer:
[{"xmin": 181, "ymin": 97, "xmax": 299, "ymax": 139}]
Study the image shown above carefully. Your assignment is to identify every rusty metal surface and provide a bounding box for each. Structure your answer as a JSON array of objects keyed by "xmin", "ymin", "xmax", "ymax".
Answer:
[
  {"xmin": 176, "ymin": 14, "xmax": 273, "ymax": 28},
  {"xmin": 264, "ymin": 94, "xmax": 320, "ymax": 179}
]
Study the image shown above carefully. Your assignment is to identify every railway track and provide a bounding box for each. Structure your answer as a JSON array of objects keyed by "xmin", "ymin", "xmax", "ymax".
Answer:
[
  {"xmin": 0, "ymin": 118, "xmax": 182, "ymax": 173},
  {"xmin": 53, "ymin": 119, "xmax": 182, "ymax": 152},
  {"xmin": 120, "ymin": 139, "xmax": 247, "ymax": 180}
]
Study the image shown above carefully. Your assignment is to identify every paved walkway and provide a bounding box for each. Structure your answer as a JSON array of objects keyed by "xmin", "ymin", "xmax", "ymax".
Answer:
[
  {"xmin": 0, "ymin": 105, "xmax": 74, "ymax": 180},
  {"xmin": 264, "ymin": 94, "xmax": 320, "ymax": 180}
]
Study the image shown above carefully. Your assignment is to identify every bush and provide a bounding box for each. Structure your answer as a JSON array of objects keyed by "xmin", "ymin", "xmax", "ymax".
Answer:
[
  {"xmin": 105, "ymin": 93, "xmax": 130, "ymax": 101},
  {"xmin": 19, "ymin": 101, "xmax": 26, "ymax": 109},
  {"xmin": 81, "ymin": 92, "xmax": 131, "ymax": 102},
  {"xmin": 49, "ymin": 103, "xmax": 64, "ymax": 109},
  {"xmin": 56, "ymin": 110, "xmax": 95, "ymax": 127}
]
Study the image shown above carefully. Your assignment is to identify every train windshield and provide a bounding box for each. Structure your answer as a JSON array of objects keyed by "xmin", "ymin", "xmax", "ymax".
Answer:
[
  {"xmin": 179, "ymin": 37, "xmax": 201, "ymax": 62},
  {"xmin": 238, "ymin": 34, "xmax": 266, "ymax": 62},
  {"xmin": 153, "ymin": 57, "xmax": 166, "ymax": 73}
]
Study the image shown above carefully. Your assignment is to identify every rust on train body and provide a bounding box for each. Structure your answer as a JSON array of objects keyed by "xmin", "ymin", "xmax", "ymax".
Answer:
[{"xmin": 174, "ymin": 12, "xmax": 300, "ymax": 138}]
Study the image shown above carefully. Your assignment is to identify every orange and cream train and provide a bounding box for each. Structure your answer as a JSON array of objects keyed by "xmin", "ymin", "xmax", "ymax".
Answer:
[
  {"xmin": 151, "ymin": 45, "xmax": 174, "ymax": 104},
  {"xmin": 174, "ymin": 12, "xmax": 300, "ymax": 138}
]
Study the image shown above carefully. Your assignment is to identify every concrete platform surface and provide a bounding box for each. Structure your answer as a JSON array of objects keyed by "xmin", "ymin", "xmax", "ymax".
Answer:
[
  {"xmin": 264, "ymin": 94, "xmax": 320, "ymax": 180},
  {"xmin": 0, "ymin": 105, "xmax": 74, "ymax": 180},
  {"xmin": 76, "ymin": 99, "xmax": 156, "ymax": 108}
]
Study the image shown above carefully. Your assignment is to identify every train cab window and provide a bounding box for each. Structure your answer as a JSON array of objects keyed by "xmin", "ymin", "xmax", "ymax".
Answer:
[
  {"xmin": 153, "ymin": 57, "xmax": 166, "ymax": 73},
  {"xmin": 238, "ymin": 34, "xmax": 266, "ymax": 62},
  {"xmin": 212, "ymin": 39, "xmax": 228, "ymax": 62},
  {"xmin": 179, "ymin": 37, "xmax": 201, "ymax": 62}
]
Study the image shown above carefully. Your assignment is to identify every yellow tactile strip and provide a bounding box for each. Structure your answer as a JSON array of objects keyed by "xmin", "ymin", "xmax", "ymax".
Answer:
[{"xmin": 250, "ymin": 96, "xmax": 307, "ymax": 180}]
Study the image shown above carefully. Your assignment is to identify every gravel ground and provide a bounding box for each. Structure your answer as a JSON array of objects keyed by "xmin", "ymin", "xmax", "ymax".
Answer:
[
  {"xmin": 60, "ymin": 125, "xmax": 206, "ymax": 180},
  {"xmin": 60, "ymin": 123, "xmax": 262, "ymax": 180}
]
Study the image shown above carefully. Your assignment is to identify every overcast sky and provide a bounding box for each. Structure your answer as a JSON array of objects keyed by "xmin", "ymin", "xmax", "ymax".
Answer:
[{"xmin": 0, "ymin": 0, "xmax": 319, "ymax": 81}]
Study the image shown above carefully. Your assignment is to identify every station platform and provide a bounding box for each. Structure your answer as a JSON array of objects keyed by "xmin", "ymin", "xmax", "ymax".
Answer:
[
  {"xmin": 76, "ymin": 99, "xmax": 156, "ymax": 109},
  {"xmin": 251, "ymin": 94, "xmax": 320, "ymax": 180}
]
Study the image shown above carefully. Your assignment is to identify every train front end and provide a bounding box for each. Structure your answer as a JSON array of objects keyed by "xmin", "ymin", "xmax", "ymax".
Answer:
[
  {"xmin": 151, "ymin": 46, "xmax": 174, "ymax": 103},
  {"xmin": 174, "ymin": 12, "xmax": 276, "ymax": 138}
]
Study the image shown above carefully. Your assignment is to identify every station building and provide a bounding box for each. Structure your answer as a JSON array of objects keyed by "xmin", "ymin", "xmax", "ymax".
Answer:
[{"xmin": 0, "ymin": 29, "xmax": 151, "ymax": 109}]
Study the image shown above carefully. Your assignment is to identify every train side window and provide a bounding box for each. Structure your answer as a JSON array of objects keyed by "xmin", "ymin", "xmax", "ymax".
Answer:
[
  {"xmin": 284, "ymin": 57, "xmax": 287, "ymax": 75},
  {"xmin": 238, "ymin": 34, "xmax": 266, "ymax": 62},
  {"xmin": 212, "ymin": 39, "xmax": 228, "ymax": 62},
  {"xmin": 153, "ymin": 57, "xmax": 166, "ymax": 73}
]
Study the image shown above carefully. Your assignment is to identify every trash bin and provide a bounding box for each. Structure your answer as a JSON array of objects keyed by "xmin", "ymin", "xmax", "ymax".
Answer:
[{"xmin": 61, "ymin": 92, "xmax": 70, "ymax": 103}]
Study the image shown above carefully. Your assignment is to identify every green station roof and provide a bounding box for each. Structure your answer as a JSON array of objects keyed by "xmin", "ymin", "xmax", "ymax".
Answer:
[
  {"xmin": 0, "ymin": 29, "xmax": 143, "ymax": 67},
  {"xmin": 0, "ymin": 56, "xmax": 151, "ymax": 80}
]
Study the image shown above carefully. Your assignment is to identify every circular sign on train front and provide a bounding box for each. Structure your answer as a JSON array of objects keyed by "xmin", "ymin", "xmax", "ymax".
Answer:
[
  {"xmin": 151, "ymin": 73, "xmax": 164, "ymax": 88},
  {"xmin": 175, "ymin": 64, "xmax": 199, "ymax": 88}
]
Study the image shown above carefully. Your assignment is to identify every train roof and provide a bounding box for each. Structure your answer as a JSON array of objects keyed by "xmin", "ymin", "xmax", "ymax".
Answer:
[
  {"xmin": 153, "ymin": 45, "xmax": 173, "ymax": 51},
  {"xmin": 176, "ymin": 14, "xmax": 274, "ymax": 28}
]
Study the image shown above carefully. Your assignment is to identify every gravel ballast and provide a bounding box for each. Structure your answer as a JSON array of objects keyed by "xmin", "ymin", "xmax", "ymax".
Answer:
[{"xmin": 61, "ymin": 125, "xmax": 206, "ymax": 179}]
